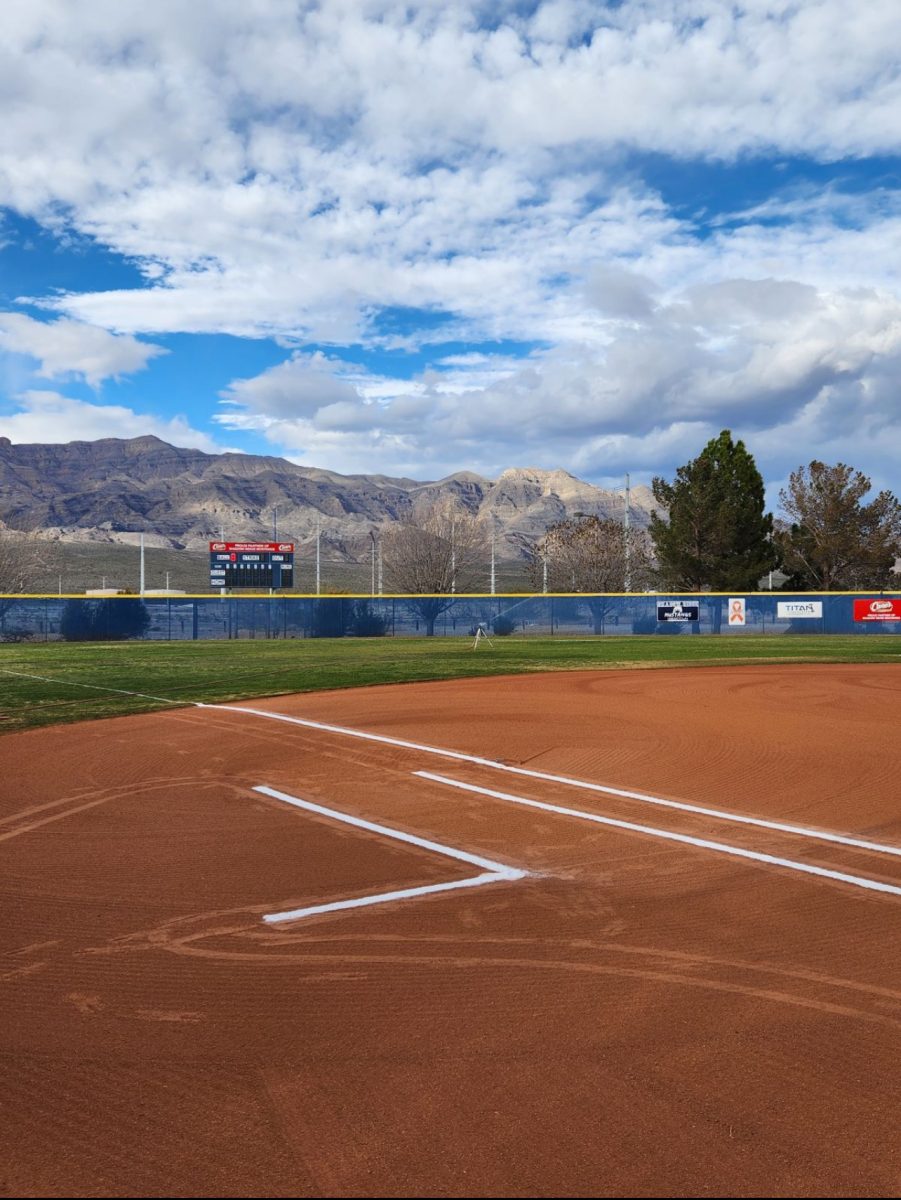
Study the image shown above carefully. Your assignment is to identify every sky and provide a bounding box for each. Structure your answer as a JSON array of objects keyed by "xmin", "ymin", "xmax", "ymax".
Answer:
[{"xmin": 1, "ymin": 0, "xmax": 900, "ymax": 505}]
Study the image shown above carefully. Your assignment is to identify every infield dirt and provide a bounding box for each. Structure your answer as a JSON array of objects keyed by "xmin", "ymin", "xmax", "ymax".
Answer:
[{"xmin": 1, "ymin": 664, "xmax": 899, "ymax": 1197}]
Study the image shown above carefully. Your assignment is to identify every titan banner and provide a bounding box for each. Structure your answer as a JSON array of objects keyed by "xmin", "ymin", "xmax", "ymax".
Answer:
[{"xmin": 777, "ymin": 601, "xmax": 823, "ymax": 619}]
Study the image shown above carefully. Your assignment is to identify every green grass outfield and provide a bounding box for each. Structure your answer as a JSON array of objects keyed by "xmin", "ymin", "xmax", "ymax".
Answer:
[{"xmin": 0, "ymin": 634, "xmax": 899, "ymax": 736}]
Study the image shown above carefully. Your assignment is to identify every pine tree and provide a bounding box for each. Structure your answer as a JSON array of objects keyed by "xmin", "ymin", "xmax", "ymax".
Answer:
[{"xmin": 650, "ymin": 430, "xmax": 777, "ymax": 590}]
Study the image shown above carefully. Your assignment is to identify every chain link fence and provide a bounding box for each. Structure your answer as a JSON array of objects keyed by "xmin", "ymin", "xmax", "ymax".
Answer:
[{"xmin": 1, "ymin": 593, "xmax": 899, "ymax": 642}]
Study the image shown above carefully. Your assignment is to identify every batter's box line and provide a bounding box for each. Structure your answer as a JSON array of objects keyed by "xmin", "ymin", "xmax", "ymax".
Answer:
[{"xmin": 253, "ymin": 784, "xmax": 528, "ymax": 925}]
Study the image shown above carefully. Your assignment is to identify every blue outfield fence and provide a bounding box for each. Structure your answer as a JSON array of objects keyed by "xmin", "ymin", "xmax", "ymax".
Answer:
[{"xmin": 0, "ymin": 593, "xmax": 900, "ymax": 642}]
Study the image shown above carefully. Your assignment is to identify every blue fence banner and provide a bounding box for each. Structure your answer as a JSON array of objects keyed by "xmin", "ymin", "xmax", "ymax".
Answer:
[{"xmin": 0, "ymin": 592, "xmax": 899, "ymax": 642}]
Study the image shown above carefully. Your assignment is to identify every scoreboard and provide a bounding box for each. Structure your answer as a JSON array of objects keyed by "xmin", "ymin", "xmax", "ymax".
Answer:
[{"xmin": 209, "ymin": 542, "xmax": 294, "ymax": 589}]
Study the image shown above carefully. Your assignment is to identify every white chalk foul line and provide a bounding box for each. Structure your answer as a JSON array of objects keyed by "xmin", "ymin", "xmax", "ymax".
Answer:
[
  {"xmin": 416, "ymin": 772, "xmax": 901, "ymax": 899},
  {"xmin": 204, "ymin": 704, "xmax": 901, "ymax": 861},
  {"xmin": 253, "ymin": 784, "xmax": 526, "ymax": 925},
  {"xmin": 0, "ymin": 668, "xmax": 182, "ymax": 706}
]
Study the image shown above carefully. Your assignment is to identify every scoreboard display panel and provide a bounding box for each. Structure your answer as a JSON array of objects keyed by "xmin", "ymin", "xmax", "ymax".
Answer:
[{"xmin": 209, "ymin": 542, "xmax": 294, "ymax": 589}]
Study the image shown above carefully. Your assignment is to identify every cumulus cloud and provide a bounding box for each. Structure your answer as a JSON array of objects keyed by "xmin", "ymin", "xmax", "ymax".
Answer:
[
  {"xmin": 1, "ymin": 2, "xmax": 900, "ymax": 489},
  {"xmin": 220, "ymin": 352, "xmax": 364, "ymax": 420},
  {"xmin": 1, "ymin": 0, "xmax": 899, "ymax": 345},
  {"xmin": 216, "ymin": 277, "xmax": 901, "ymax": 490},
  {"xmin": 0, "ymin": 313, "xmax": 165, "ymax": 385},
  {"xmin": 0, "ymin": 390, "xmax": 220, "ymax": 451}
]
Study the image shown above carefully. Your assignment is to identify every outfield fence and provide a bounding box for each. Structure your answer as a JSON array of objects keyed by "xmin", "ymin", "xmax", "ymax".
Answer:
[{"xmin": 0, "ymin": 593, "xmax": 899, "ymax": 642}]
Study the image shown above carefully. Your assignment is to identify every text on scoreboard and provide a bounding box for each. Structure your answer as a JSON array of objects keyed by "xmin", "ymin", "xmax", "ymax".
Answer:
[{"xmin": 209, "ymin": 542, "xmax": 294, "ymax": 588}]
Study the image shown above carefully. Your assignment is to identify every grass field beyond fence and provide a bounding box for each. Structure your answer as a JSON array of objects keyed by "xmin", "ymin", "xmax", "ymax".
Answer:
[{"xmin": 1, "ymin": 635, "xmax": 898, "ymax": 735}]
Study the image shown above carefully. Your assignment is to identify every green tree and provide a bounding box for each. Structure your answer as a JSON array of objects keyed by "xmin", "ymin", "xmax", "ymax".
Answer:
[
  {"xmin": 775, "ymin": 461, "xmax": 901, "ymax": 590},
  {"xmin": 93, "ymin": 598, "xmax": 150, "ymax": 640},
  {"xmin": 650, "ymin": 430, "xmax": 777, "ymax": 591},
  {"xmin": 59, "ymin": 597, "xmax": 150, "ymax": 641},
  {"xmin": 348, "ymin": 600, "xmax": 388, "ymax": 636},
  {"xmin": 59, "ymin": 599, "xmax": 94, "ymax": 641}
]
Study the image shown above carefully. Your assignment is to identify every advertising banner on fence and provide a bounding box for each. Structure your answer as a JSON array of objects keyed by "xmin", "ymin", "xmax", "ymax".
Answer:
[
  {"xmin": 209, "ymin": 542, "xmax": 295, "ymax": 553},
  {"xmin": 777, "ymin": 601, "xmax": 823, "ymax": 619},
  {"xmin": 853, "ymin": 598, "xmax": 901, "ymax": 622},
  {"xmin": 728, "ymin": 598, "xmax": 746, "ymax": 626},
  {"xmin": 657, "ymin": 601, "xmax": 700, "ymax": 623}
]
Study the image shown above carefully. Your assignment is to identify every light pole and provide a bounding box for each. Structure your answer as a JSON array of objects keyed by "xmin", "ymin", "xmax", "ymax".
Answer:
[
  {"xmin": 315, "ymin": 514, "xmax": 321, "ymax": 595},
  {"xmin": 451, "ymin": 514, "xmax": 456, "ymax": 595},
  {"xmin": 490, "ymin": 518, "xmax": 496, "ymax": 596},
  {"xmin": 623, "ymin": 473, "xmax": 631, "ymax": 593},
  {"xmin": 272, "ymin": 505, "xmax": 278, "ymax": 540},
  {"xmin": 370, "ymin": 530, "xmax": 377, "ymax": 597}
]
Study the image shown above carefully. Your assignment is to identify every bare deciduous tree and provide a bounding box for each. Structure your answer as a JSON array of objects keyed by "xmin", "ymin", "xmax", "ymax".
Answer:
[
  {"xmin": 381, "ymin": 503, "xmax": 486, "ymax": 635},
  {"xmin": 0, "ymin": 530, "xmax": 53, "ymax": 623},
  {"xmin": 528, "ymin": 515, "xmax": 655, "ymax": 631},
  {"xmin": 775, "ymin": 462, "xmax": 901, "ymax": 590}
]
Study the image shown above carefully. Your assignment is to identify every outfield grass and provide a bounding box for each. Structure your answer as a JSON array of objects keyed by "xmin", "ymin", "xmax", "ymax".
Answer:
[{"xmin": 0, "ymin": 634, "xmax": 898, "ymax": 736}]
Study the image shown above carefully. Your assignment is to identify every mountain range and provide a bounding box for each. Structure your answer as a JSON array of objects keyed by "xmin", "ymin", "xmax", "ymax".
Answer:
[{"xmin": 0, "ymin": 435, "xmax": 655, "ymax": 561}]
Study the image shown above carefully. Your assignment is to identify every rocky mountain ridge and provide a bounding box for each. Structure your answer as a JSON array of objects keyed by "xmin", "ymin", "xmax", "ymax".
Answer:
[{"xmin": 0, "ymin": 435, "xmax": 656, "ymax": 560}]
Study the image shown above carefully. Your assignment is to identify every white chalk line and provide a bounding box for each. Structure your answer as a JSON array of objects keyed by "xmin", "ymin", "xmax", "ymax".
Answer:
[
  {"xmin": 0, "ymin": 667, "xmax": 182, "ymax": 706},
  {"xmin": 416, "ymin": 772, "xmax": 901, "ymax": 899},
  {"xmin": 203, "ymin": 704, "xmax": 901, "ymax": 861},
  {"xmin": 254, "ymin": 784, "xmax": 526, "ymax": 924}
]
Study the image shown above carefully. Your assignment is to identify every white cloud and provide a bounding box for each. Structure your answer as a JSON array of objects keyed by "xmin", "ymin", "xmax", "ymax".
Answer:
[
  {"xmin": 0, "ymin": 390, "xmax": 220, "ymax": 451},
  {"xmin": 0, "ymin": 1, "xmax": 898, "ymax": 347},
  {"xmin": 220, "ymin": 352, "xmax": 363, "ymax": 420},
  {"xmin": 216, "ymin": 277, "xmax": 901, "ymax": 491},
  {"xmin": 1, "ymin": 2, "xmax": 900, "ymax": 489},
  {"xmin": 0, "ymin": 313, "xmax": 165, "ymax": 385}
]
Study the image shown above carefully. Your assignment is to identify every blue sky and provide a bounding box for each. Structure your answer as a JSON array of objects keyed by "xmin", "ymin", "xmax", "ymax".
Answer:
[{"xmin": 1, "ymin": 0, "xmax": 900, "ymax": 505}]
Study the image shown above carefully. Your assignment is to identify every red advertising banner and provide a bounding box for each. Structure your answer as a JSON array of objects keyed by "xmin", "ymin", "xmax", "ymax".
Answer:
[
  {"xmin": 209, "ymin": 542, "xmax": 294, "ymax": 553},
  {"xmin": 853, "ymin": 598, "xmax": 901, "ymax": 621}
]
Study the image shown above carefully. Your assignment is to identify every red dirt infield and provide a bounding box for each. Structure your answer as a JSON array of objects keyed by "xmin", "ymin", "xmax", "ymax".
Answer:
[{"xmin": 1, "ymin": 663, "xmax": 899, "ymax": 1198}]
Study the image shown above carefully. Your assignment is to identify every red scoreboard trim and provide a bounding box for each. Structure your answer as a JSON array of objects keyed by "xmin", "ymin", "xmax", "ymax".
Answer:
[
  {"xmin": 209, "ymin": 542, "xmax": 295, "ymax": 553},
  {"xmin": 853, "ymin": 598, "xmax": 901, "ymax": 621}
]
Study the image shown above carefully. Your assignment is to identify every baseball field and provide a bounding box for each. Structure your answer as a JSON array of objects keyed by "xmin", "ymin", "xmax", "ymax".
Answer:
[{"xmin": 1, "ymin": 637, "xmax": 899, "ymax": 1197}]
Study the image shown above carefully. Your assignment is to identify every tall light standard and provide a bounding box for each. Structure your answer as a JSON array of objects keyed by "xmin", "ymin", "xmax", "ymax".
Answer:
[
  {"xmin": 490, "ymin": 518, "xmax": 497, "ymax": 596},
  {"xmin": 272, "ymin": 505, "xmax": 278, "ymax": 540},
  {"xmin": 450, "ymin": 514, "xmax": 456, "ymax": 595},
  {"xmin": 315, "ymin": 514, "xmax": 321, "ymax": 596},
  {"xmin": 623, "ymin": 473, "xmax": 632, "ymax": 593}
]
